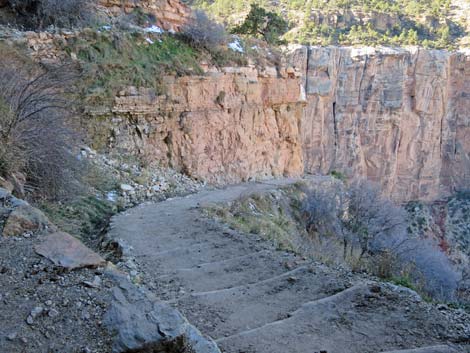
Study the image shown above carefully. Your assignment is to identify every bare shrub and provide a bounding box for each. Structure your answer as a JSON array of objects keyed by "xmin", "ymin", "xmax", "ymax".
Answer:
[
  {"xmin": 301, "ymin": 178, "xmax": 462, "ymax": 301},
  {"xmin": 6, "ymin": 0, "xmax": 94, "ymax": 28},
  {"xmin": 301, "ymin": 185, "xmax": 352, "ymax": 259},
  {"xmin": 180, "ymin": 10, "xmax": 227, "ymax": 50},
  {"xmin": 346, "ymin": 180, "xmax": 408, "ymax": 259},
  {"xmin": 0, "ymin": 44, "xmax": 83, "ymax": 200},
  {"xmin": 302, "ymin": 179, "xmax": 407, "ymax": 262}
]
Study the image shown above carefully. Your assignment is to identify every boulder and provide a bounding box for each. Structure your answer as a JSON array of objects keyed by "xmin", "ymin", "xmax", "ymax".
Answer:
[
  {"xmin": 2, "ymin": 204, "xmax": 50, "ymax": 237},
  {"xmin": 35, "ymin": 232, "xmax": 106, "ymax": 270},
  {"xmin": 104, "ymin": 270, "xmax": 221, "ymax": 353}
]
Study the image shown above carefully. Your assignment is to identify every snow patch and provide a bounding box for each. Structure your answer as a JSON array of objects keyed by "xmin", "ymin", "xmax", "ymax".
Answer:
[
  {"xmin": 228, "ymin": 40, "xmax": 244, "ymax": 53},
  {"xmin": 144, "ymin": 25, "xmax": 164, "ymax": 34}
]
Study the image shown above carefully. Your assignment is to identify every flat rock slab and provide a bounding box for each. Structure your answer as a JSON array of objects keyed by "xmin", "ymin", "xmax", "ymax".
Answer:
[{"xmin": 35, "ymin": 232, "xmax": 106, "ymax": 270}]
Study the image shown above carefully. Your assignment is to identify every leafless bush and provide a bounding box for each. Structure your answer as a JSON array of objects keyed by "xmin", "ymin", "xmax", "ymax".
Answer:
[
  {"xmin": 301, "ymin": 178, "xmax": 462, "ymax": 301},
  {"xmin": 346, "ymin": 180, "xmax": 408, "ymax": 259},
  {"xmin": 301, "ymin": 185, "xmax": 353, "ymax": 259},
  {"xmin": 397, "ymin": 237, "xmax": 461, "ymax": 301},
  {"xmin": 302, "ymin": 179, "xmax": 407, "ymax": 261},
  {"xmin": 180, "ymin": 10, "xmax": 227, "ymax": 50},
  {"xmin": 0, "ymin": 45, "xmax": 83, "ymax": 200},
  {"xmin": 6, "ymin": 0, "xmax": 94, "ymax": 28}
]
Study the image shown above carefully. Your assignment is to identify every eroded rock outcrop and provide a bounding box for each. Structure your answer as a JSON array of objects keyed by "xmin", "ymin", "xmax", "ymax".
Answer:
[
  {"xmin": 99, "ymin": 0, "xmax": 192, "ymax": 31},
  {"xmin": 88, "ymin": 67, "xmax": 306, "ymax": 184}
]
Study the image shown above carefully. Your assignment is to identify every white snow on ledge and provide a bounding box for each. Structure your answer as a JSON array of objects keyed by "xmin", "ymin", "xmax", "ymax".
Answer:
[
  {"xmin": 144, "ymin": 25, "xmax": 164, "ymax": 34},
  {"xmin": 228, "ymin": 39, "xmax": 244, "ymax": 53}
]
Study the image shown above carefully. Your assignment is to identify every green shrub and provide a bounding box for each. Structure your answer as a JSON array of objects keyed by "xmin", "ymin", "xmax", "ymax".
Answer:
[{"xmin": 329, "ymin": 170, "xmax": 347, "ymax": 182}]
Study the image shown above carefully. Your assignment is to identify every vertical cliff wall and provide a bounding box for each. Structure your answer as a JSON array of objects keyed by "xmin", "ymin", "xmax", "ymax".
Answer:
[
  {"xmin": 291, "ymin": 46, "xmax": 470, "ymax": 201},
  {"xmin": 88, "ymin": 47, "xmax": 469, "ymax": 201}
]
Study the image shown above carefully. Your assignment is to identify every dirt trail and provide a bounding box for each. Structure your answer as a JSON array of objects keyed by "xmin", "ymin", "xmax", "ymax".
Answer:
[{"xmin": 107, "ymin": 177, "xmax": 469, "ymax": 353}]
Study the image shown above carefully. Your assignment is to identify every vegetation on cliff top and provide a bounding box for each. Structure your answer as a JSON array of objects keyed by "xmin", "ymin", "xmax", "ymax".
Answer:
[{"xmin": 188, "ymin": 0, "xmax": 469, "ymax": 49}]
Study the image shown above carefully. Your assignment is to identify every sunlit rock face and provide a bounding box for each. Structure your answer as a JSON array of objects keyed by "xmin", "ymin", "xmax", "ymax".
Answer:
[
  {"xmin": 90, "ymin": 46, "xmax": 469, "ymax": 202},
  {"xmin": 88, "ymin": 68, "xmax": 306, "ymax": 184},
  {"xmin": 290, "ymin": 46, "xmax": 470, "ymax": 202},
  {"xmin": 99, "ymin": 0, "xmax": 192, "ymax": 31}
]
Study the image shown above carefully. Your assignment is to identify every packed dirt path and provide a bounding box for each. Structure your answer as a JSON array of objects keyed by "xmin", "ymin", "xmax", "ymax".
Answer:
[{"xmin": 107, "ymin": 177, "xmax": 470, "ymax": 353}]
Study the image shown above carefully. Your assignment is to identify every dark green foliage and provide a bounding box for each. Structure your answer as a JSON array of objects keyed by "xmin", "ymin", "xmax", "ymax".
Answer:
[
  {"xmin": 329, "ymin": 170, "xmax": 347, "ymax": 182},
  {"xmin": 231, "ymin": 4, "xmax": 288, "ymax": 44},
  {"xmin": 191, "ymin": 0, "xmax": 465, "ymax": 49}
]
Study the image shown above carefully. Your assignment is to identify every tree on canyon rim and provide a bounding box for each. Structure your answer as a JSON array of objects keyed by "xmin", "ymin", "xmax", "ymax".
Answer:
[{"xmin": 231, "ymin": 4, "xmax": 289, "ymax": 44}]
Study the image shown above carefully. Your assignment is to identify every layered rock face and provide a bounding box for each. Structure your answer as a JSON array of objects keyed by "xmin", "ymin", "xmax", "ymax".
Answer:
[
  {"xmin": 89, "ymin": 68, "xmax": 306, "ymax": 184},
  {"xmin": 290, "ymin": 47, "xmax": 470, "ymax": 201},
  {"xmin": 99, "ymin": 0, "xmax": 192, "ymax": 31},
  {"xmin": 90, "ymin": 47, "xmax": 469, "ymax": 201}
]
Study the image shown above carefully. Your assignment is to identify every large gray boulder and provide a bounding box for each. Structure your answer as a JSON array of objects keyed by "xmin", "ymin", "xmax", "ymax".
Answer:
[
  {"xmin": 104, "ymin": 269, "xmax": 221, "ymax": 353},
  {"xmin": 0, "ymin": 187, "xmax": 51, "ymax": 237}
]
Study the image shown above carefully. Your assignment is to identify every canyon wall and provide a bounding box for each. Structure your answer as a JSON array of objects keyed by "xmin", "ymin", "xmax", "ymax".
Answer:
[
  {"xmin": 290, "ymin": 46, "xmax": 469, "ymax": 201},
  {"xmin": 88, "ymin": 67, "xmax": 306, "ymax": 184},
  {"xmin": 90, "ymin": 47, "xmax": 469, "ymax": 201}
]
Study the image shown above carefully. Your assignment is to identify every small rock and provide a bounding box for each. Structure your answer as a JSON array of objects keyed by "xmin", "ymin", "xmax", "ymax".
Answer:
[
  {"xmin": 370, "ymin": 285, "xmax": 382, "ymax": 293},
  {"xmin": 287, "ymin": 276, "xmax": 298, "ymax": 283},
  {"xmin": 81, "ymin": 310, "xmax": 91, "ymax": 320},
  {"xmin": 30, "ymin": 306, "xmax": 44, "ymax": 318},
  {"xmin": 83, "ymin": 275, "xmax": 102, "ymax": 289},
  {"xmin": 26, "ymin": 315, "xmax": 34, "ymax": 325},
  {"xmin": 120, "ymin": 184, "xmax": 134, "ymax": 192},
  {"xmin": 6, "ymin": 332, "xmax": 17, "ymax": 341},
  {"xmin": 437, "ymin": 304, "xmax": 448, "ymax": 311},
  {"xmin": 48, "ymin": 308, "xmax": 59, "ymax": 318},
  {"xmin": 45, "ymin": 300, "xmax": 53, "ymax": 306}
]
